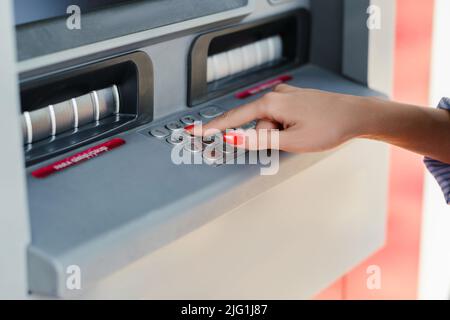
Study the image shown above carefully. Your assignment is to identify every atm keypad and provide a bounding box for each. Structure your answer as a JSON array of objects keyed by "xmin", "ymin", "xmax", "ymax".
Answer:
[{"xmin": 146, "ymin": 106, "xmax": 255, "ymax": 165}]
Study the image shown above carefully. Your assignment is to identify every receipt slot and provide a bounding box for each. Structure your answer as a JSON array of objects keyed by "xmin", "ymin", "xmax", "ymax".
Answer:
[{"xmin": 0, "ymin": 0, "xmax": 391, "ymax": 299}]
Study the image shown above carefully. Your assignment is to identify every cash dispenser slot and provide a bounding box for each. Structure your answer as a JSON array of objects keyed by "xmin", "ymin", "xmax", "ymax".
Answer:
[
  {"xmin": 20, "ymin": 52, "xmax": 153, "ymax": 165},
  {"xmin": 188, "ymin": 9, "xmax": 310, "ymax": 106}
]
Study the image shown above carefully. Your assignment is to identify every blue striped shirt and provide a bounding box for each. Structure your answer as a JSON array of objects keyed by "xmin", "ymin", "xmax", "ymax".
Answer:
[{"xmin": 424, "ymin": 97, "xmax": 450, "ymax": 204}]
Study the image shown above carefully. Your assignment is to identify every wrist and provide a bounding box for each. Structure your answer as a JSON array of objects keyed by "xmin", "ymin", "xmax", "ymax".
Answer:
[
  {"xmin": 339, "ymin": 95, "xmax": 380, "ymax": 140},
  {"xmin": 350, "ymin": 96, "xmax": 392, "ymax": 140}
]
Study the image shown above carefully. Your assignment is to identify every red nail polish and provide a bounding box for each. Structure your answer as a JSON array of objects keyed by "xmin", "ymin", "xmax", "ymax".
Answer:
[
  {"xmin": 223, "ymin": 133, "xmax": 244, "ymax": 145},
  {"xmin": 184, "ymin": 125, "xmax": 194, "ymax": 132}
]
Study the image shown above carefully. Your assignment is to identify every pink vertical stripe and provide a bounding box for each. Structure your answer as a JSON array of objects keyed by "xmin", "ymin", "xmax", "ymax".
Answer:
[{"xmin": 316, "ymin": 0, "xmax": 434, "ymax": 300}]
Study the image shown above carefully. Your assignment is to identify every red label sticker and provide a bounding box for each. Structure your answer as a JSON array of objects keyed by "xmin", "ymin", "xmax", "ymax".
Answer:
[
  {"xmin": 31, "ymin": 138, "xmax": 126, "ymax": 179},
  {"xmin": 235, "ymin": 75, "xmax": 293, "ymax": 99}
]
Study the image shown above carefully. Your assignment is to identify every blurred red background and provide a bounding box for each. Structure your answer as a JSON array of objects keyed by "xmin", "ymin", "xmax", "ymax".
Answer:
[{"xmin": 316, "ymin": 0, "xmax": 435, "ymax": 300}]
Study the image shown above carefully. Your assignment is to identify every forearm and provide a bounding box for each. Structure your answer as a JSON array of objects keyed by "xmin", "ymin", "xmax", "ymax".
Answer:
[{"xmin": 352, "ymin": 97, "xmax": 450, "ymax": 164}]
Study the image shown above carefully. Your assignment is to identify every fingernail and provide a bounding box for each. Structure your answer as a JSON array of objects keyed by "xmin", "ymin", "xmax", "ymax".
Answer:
[
  {"xmin": 223, "ymin": 133, "xmax": 244, "ymax": 145},
  {"xmin": 184, "ymin": 125, "xmax": 194, "ymax": 132}
]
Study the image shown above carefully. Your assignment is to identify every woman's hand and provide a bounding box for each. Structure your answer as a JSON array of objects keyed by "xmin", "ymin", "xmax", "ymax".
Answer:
[
  {"xmin": 187, "ymin": 84, "xmax": 450, "ymax": 164},
  {"xmin": 190, "ymin": 84, "xmax": 368, "ymax": 153}
]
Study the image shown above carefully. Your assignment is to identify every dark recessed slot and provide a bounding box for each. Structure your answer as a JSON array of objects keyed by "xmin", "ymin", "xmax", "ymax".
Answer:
[
  {"xmin": 207, "ymin": 17, "xmax": 298, "ymax": 58},
  {"xmin": 188, "ymin": 9, "xmax": 310, "ymax": 106},
  {"xmin": 20, "ymin": 51, "xmax": 153, "ymax": 166}
]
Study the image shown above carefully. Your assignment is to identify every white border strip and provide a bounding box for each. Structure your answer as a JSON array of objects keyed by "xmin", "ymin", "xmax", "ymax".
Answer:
[
  {"xmin": 418, "ymin": 0, "xmax": 450, "ymax": 300},
  {"xmin": 267, "ymin": 36, "xmax": 276, "ymax": 62},
  {"xmin": 48, "ymin": 105, "xmax": 56, "ymax": 136},
  {"xmin": 112, "ymin": 85, "xmax": 120, "ymax": 114},
  {"xmin": 91, "ymin": 91, "xmax": 100, "ymax": 121},
  {"xmin": 71, "ymin": 98, "xmax": 79, "ymax": 128},
  {"xmin": 367, "ymin": 0, "xmax": 396, "ymax": 96},
  {"xmin": 23, "ymin": 111, "xmax": 33, "ymax": 144}
]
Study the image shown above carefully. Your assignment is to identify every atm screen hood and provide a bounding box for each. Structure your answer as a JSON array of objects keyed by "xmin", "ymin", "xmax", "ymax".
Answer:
[{"xmin": 14, "ymin": 0, "xmax": 135, "ymax": 25}]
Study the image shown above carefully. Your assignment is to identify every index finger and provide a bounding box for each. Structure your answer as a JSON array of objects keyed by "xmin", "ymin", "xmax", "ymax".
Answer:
[{"xmin": 192, "ymin": 98, "xmax": 268, "ymax": 136}]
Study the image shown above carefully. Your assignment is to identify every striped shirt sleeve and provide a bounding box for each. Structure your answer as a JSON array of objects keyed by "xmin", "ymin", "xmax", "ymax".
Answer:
[{"xmin": 423, "ymin": 97, "xmax": 450, "ymax": 205}]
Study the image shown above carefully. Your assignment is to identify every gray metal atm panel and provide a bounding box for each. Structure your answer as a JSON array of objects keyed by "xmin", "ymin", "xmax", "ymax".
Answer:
[
  {"xmin": 16, "ymin": 0, "xmax": 250, "ymax": 61},
  {"xmin": 26, "ymin": 65, "xmax": 384, "ymax": 297}
]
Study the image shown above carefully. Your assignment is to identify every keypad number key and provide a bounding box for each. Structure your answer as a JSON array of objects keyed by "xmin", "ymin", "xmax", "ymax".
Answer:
[
  {"xmin": 183, "ymin": 139, "xmax": 203, "ymax": 154},
  {"xmin": 180, "ymin": 115, "xmax": 200, "ymax": 126},
  {"xmin": 203, "ymin": 145, "xmax": 224, "ymax": 165},
  {"xmin": 199, "ymin": 106, "xmax": 224, "ymax": 119},
  {"xmin": 166, "ymin": 121, "xmax": 184, "ymax": 131},
  {"xmin": 166, "ymin": 132, "xmax": 187, "ymax": 145},
  {"xmin": 202, "ymin": 134, "xmax": 219, "ymax": 147},
  {"xmin": 241, "ymin": 120, "xmax": 257, "ymax": 130},
  {"xmin": 150, "ymin": 127, "xmax": 170, "ymax": 139}
]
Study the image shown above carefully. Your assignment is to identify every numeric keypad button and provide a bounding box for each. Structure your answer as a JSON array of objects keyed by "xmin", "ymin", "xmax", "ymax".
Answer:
[
  {"xmin": 180, "ymin": 115, "xmax": 200, "ymax": 125},
  {"xmin": 150, "ymin": 127, "xmax": 170, "ymax": 138},
  {"xmin": 166, "ymin": 121, "xmax": 184, "ymax": 131},
  {"xmin": 199, "ymin": 106, "xmax": 224, "ymax": 119}
]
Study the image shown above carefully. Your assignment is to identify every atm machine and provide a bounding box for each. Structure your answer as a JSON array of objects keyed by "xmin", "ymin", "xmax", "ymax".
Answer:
[{"xmin": 0, "ymin": 0, "xmax": 393, "ymax": 299}]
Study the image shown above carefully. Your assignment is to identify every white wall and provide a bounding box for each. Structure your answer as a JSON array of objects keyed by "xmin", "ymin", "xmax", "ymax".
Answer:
[
  {"xmin": 0, "ymin": 0, "xmax": 31, "ymax": 299},
  {"xmin": 418, "ymin": 0, "xmax": 450, "ymax": 300},
  {"xmin": 368, "ymin": 0, "xmax": 396, "ymax": 97}
]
